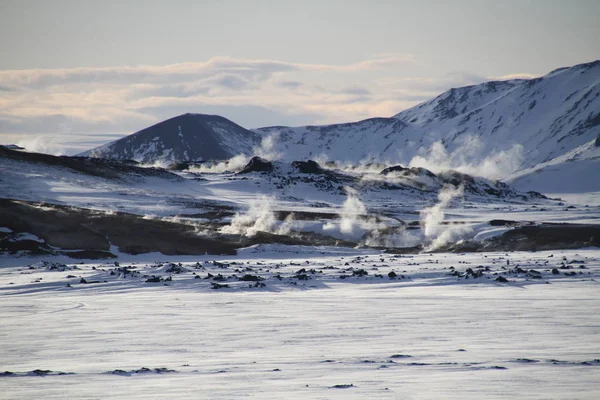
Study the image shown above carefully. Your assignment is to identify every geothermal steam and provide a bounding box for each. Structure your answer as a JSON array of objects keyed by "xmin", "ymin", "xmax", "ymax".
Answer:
[
  {"xmin": 220, "ymin": 196, "xmax": 278, "ymax": 237},
  {"xmin": 420, "ymin": 184, "xmax": 471, "ymax": 250}
]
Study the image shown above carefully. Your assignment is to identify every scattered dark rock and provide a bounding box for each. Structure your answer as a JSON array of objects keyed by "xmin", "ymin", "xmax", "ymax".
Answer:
[
  {"xmin": 380, "ymin": 165, "xmax": 437, "ymax": 178},
  {"xmin": 380, "ymin": 165, "xmax": 409, "ymax": 175},
  {"xmin": 515, "ymin": 358, "xmax": 540, "ymax": 363},
  {"xmin": 465, "ymin": 267, "xmax": 484, "ymax": 278},
  {"xmin": 239, "ymin": 274, "xmax": 264, "ymax": 282},
  {"xmin": 165, "ymin": 264, "xmax": 188, "ymax": 274},
  {"xmin": 112, "ymin": 367, "xmax": 177, "ymax": 375},
  {"xmin": 111, "ymin": 369, "xmax": 128, "ymax": 375},
  {"xmin": 238, "ymin": 156, "xmax": 273, "ymax": 174},
  {"xmin": 211, "ymin": 282, "xmax": 229, "ymax": 289},
  {"xmin": 154, "ymin": 367, "xmax": 175, "ymax": 373},
  {"xmin": 390, "ymin": 354, "xmax": 412, "ymax": 359},
  {"xmin": 330, "ymin": 384, "xmax": 354, "ymax": 389},
  {"xmin": 291, "ymin": 160, "xmax": 325, "ymax": 174},
  {"xmin": 31, "ymin": 369, "xmax": 53, "ymax": 376},
  {"xmin": 495, "ymin": 276, "xmax": 509, "ymax": 283}
]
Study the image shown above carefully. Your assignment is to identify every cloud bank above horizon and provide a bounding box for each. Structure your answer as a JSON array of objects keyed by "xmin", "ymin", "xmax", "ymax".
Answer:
[{"xmin": 0, "ymin": 55, "xmax": 542, "ymax": 154}]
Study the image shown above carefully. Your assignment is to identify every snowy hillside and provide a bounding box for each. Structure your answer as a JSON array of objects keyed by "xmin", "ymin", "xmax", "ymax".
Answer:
[
  {"xmin": 393, "ymin": 60, "xmax": 600, "ymax": 170},
  {"xmin": 80, "ymin": 113, "xmax": 261, "ymax": 164},
  {"xmin": 507, "ymin": 137, "xmax": 600, "ymax": 193},
  {"xmin": 256, "ymin": 60, "xmax": 599, "ymax": 172},
  {"xmin": 79, "ymin": 61, "xmax": 600, "ymax": 192},
  {"xmin": 256, "ymin": 117, "xmax": 423, "ymax": 164}
]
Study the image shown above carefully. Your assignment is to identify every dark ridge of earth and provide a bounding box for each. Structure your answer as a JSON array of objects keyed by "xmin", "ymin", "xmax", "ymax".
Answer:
[
  {"xmin": 0, "ymin": 199, "xmax": 356, "ymax": 259},
  {"xmin": 0, "ymin": 199, "xmax": 238, "ymax": 257},
  {"xmin": 447, "ymin": 223, "xmax": 600, "ymax": 252}
]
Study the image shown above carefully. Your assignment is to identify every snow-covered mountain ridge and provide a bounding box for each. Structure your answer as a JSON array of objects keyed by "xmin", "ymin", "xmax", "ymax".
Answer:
[
  {"xmin": 256, "ymin": 60, "xmax": 599, "ymax": 171},
  {"xmin": 81, "ymin": 61, "xmax": 600, "ymax": 190},
  {"xmin": 392, "ymin": 60, "xmax": 600, "ymax": 168}
]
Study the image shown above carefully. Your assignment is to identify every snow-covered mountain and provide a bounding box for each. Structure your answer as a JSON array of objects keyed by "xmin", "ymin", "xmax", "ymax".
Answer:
[
  {"xmin": 80, "ymin": 113, "xmax": 261, "ymax": 164},
  {"xmin": 81, "ymin": 61, "xmax": 599, "ymax": 190},
  {"xmin": 257, "ymin": 60, "xmax": 599, "ymax": 171},
  {"xmin": 392, "ymin": 60, "xmax": 600, "ymax": 169}
]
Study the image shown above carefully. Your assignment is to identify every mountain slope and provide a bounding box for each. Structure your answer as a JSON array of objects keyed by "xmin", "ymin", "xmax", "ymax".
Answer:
[
  {"xmin": 80, "ymin": 61, "xmax": 600, "ymax": 189},
  {"xmin": 252, "ymin": 61, "xmax": 600, "ymax": 174},
  {"xmin": 80, "ymin": 113, "xmax": 261, "ymax": 164},
  {"xmin": 393, "ymin": 60, "xmax": 600, "ymax": 169},
  {"xmin": 506, "ymin": 137, "xmax": 600, "ymax": 193},
  {"xmin": 256, "ymin": 117, "xmax": 422, "ymax": 163}
]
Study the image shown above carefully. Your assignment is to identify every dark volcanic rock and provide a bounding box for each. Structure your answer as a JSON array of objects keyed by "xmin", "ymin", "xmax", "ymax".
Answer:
[
  {"xmin": 352, "ymin": 269, "xmax": 369, "ymax": 277},
  {"xmin": 67, "ymin": 250, "xmax": 117, "ymax": 260},
  {"xmin": 239, "ymin": 156, "xmax": 273, "ymax": 174},
  {"xmin": 330, "ymin": 384, "xmax": 354, "ymax": 389},
  {"xmin": 239, "ymin": 274, "xmax": 264, "ymax": 282},
  {"xmin": 211, "ymin": 282, "xmax": 230, "ymax": 289},
  {"xmin": 489, "ymin": 219, "xmax": 521, "ymax": 227},
  {"xmin": 438, "ymin": 170, "xmax": 476, "ymax": 186},
  {"xmin": 292, "ymin": 160, "xmax": 325, "ymax": 174},
  {"xmin": 380, "ymin": 165, "xmax": 436, "ymax": 178},
  {"xmin": 491, "ymin": 224, "xmax": 600, "ymax": 251},
  {"xmin": 380, "ymin": 165, "xmax": 409, "ymax": 175},
  {"xmin": 0, "ymin": 236, "xmax": 55, "ymax": 255},
  {"xmin": 447, "ymin": 223, "xmax": 600, "ymax": 253}
]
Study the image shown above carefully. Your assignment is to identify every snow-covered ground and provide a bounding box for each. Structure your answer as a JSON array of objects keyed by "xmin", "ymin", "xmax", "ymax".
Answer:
[
  {"xmin": 1, "ymin": 246, "xmax": 599, "ymax": 399},
  {"xmin": 2, "ymin": 147, "xmax": 599, "ymax": 399}
]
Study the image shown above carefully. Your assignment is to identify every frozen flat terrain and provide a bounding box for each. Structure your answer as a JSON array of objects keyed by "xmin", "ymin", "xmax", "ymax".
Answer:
[
  {"xmin": 1, "ymin": 56, "xmax": 599, "ymax": 399},
  {"xmin": 1, "ymin": 246, "xmax": 600, "ymax": 399}
]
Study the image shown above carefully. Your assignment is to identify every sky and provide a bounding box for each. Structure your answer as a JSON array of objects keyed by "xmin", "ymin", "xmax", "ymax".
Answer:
[{"xmin": 0, "ymin": 0, "xmax": 598, "ymax": 154}]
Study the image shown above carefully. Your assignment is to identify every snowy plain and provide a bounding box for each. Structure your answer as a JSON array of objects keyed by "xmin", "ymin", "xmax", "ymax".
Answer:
[{"xmin": 1, "ymin": 245, "xmax": 600, "ymax": 399}]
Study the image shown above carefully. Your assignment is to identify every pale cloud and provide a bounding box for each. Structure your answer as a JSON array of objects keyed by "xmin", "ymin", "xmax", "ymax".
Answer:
[
  {"xmin": 491, "ymin": 72, "xmax": 541, "ymax": 80},
  {"xmin": 0, "ymin": 55, "xmax": 415, "ymax": 89},
  {"xmin": 276, "ymin": 80, "xmax": 303, "ymax": 90},
  {"xmin": 0, "ymin": 54, "xmax": 537, "ymax": 154},
  {"xmin": 340, "ymin": 86, "xmax": 372, "ymax": 96}
]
